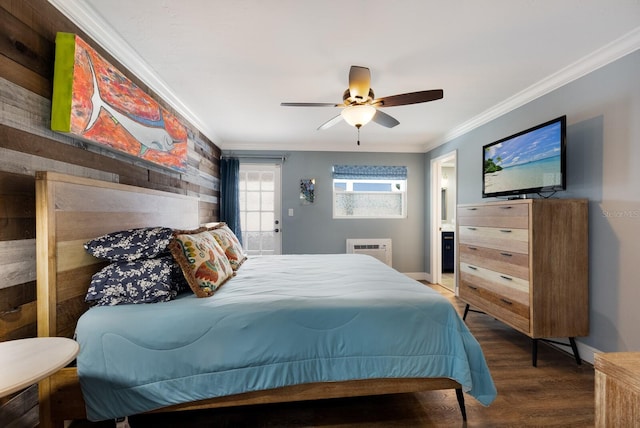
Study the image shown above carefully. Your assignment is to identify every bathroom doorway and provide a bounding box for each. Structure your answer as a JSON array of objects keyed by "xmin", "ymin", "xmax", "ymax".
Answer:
[{"xmin": 430, "ymin": 151, "xmax": 457, "ymax": 292}]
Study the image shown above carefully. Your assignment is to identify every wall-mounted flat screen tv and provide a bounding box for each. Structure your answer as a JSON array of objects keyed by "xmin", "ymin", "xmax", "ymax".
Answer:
[{"xmin": 482, "ymin": 115, "xmax": 566, "ymax": 198}]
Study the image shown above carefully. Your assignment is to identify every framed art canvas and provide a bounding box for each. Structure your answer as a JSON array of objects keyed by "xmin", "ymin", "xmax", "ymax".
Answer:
[
  {"xmin": 300, "ymin": 179, "xmax": 315, "ymax": 204},
  {"xmin": 51, "ymin": 33, "xmax": 188, "ymax": 172}
]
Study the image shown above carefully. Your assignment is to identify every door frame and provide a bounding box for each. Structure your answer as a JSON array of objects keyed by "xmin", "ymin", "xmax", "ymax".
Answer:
[{"xmin": 430, "ymin": 150, "xmax": 457, "ymax": 292}]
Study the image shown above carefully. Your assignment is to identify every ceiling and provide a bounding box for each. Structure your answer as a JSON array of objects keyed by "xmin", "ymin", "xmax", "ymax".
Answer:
[{"xmin": 49, "ymin": 0, "xmax": 640, "ymax": 153}]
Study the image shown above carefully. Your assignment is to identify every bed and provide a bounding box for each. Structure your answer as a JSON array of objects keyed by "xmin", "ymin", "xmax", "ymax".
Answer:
[{"xmin": 35, "ymin": 171, "xmax": 496, "ymax": 427}]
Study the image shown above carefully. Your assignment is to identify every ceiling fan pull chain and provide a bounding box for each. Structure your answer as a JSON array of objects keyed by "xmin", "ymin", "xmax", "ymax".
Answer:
[{"xmin": 357, "ymin": 124, "xmax": 361, "ymax": 145}]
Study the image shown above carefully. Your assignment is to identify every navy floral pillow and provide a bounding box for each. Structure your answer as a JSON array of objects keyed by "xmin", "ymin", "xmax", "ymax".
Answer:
[
  {"xmin": 170, "ymin": 258, "xmax": 190, "ymax": 293},
  {"xmin": 84, "ymin": 227, "xmax": 173, "ymax": 262},
  {"xmin": 86, "ymin": 255, "xmax": 178, "ymax": 306}
]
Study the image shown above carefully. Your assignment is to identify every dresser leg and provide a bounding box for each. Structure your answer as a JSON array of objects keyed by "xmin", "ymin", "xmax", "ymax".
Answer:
[
  {"xmin": 463, "ymin": 304, "xmax": 470, "ymax": 320},
  {"xmin": 533, "ymin": 337, "xmax": 582, "ymax": 366},
  {"xmin": 569, "ymin": 337, "xmax": 582, "ymax": 365}
]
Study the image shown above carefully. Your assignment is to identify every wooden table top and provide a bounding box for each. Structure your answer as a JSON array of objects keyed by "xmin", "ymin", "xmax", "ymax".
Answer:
[{"xmin": 0, "ymin": 337, "xmax": 79, "ymax": 397}]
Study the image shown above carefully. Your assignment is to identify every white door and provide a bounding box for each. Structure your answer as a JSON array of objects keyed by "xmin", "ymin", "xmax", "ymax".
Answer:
[{"xmin": 238, "ymin": 163, "xmax": 282, "ymax": 255}]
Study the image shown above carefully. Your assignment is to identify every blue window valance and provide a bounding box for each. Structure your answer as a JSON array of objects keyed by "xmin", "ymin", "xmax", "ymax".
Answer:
[{"xmin": 332, "ymin": 165, "xmax": 408, "ymax": 180}]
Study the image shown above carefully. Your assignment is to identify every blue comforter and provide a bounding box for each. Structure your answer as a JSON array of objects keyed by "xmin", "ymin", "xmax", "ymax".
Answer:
[{"xmin": 75, "ymin": 254, "xmax": 496, "ymax": 420}]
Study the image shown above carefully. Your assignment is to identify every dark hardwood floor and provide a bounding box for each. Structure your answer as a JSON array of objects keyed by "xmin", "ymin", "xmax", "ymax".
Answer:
[{"xmin": 70, "ymin": 283, "xmax": 595, "ymax": 428}]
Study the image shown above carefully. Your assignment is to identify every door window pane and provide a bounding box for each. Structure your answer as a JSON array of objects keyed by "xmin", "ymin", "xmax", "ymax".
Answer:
[
  {"xmin": 262, "ymin": 232, "xmax": 275, "ymax": 251},
  {"xmin": 246, "ymin": 172, "xmax": 261, "ymax": 191},
  {"xmin": 261, "ymin": 212, "xmax": 274, "ymax": 231},
  {"xmin": 245, "ymin": 212, "xmax": 260, "ymax": 231},
  {"xmin": 246, "ymin": 191, "xmax": 260, "ymax": 211},
  {"xmin": 261, "ymin": 172, "xmax": 274, "ymax": 191},
  {"xmin": 262, "ymin": 191, "xmax": 274, "ymax": 210}
]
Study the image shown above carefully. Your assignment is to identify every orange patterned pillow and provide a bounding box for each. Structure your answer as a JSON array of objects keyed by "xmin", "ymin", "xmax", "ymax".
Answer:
[
  {"xmin": 208, "ymin": 224, "xmax": 247, "ymax": 270},
  {"xmin": 169, "ymin": 230, "xmax": 234, "ymax": 297}
]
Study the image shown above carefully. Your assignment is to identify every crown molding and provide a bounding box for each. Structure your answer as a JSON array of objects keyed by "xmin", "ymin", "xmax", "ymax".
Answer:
[
  {"xmin": 219, "ymin": 140, "xmax": 427, "ymax": 153},
  {"xmin": 48, "ymin": 0, "xmax": 221, "ymax": 145},
  {"xmin": 424, "ymin": 26, "xmax": 640, "ymax": 152}
]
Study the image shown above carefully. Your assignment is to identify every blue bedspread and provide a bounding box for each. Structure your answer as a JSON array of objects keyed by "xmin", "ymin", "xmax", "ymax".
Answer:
[{"xmin": 75, "ymin": 254, "xmax": 496, "ymax": 420}]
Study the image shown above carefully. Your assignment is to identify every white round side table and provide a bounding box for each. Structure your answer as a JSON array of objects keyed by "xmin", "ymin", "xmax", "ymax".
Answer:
[{"xmin": 0, "ymin": 337, "xmax": 79, "ymax": 397}]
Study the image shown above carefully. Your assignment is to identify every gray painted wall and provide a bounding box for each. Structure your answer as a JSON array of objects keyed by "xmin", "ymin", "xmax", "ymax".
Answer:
[
  {"xmin": 278, "ymin": 151, "xmax": 426, "ymax": 273},
  {"xmin": 424, "ymin": 51, "xmax": 640, "ymax": 353},
  {"xmin": 227, "ymin": 150, "xmax": 425, "ymax": 274}
]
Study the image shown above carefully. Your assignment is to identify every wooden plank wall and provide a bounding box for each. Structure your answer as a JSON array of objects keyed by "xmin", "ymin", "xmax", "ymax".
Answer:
[
  {"xmin": 0, "ymin": 0, "xmax": 221, "ymax": 417},
  {"xmin": 0, "ymin": 0, "xmax": 220, "ymax": 420},
  {"xmin": 0, "ymin": 0, "xmax": 221, "ymax": 339}
]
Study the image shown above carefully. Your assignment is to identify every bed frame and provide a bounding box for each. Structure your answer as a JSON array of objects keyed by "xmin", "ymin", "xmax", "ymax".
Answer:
[{"xmin": 35, "ymin": 171, "xmax": 466, "ymax": 428}]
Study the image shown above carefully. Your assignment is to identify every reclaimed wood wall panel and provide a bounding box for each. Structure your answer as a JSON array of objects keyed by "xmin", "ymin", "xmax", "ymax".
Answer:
[
  {"xmin": 0, "ymin": 6, "xmax": 54, "ymax": 77},
  {"xmin": 0, "ymin": 171, "xmax": 35, "ymax": 241},
  {"xmin": 0, "ymin": 282, "xmax": 37, "ymax": 341},
  {"xmin": 0, "ymin": 170, "xmax": 37, "ymax": 345},
  {"xmin": 0, "ymin": 5, "xmax": 53, "ymax": 98},
  {"xmin": 0, "ymin": 0, "xmax": 221, "ymax": 201},
  {"xmin": 0, "ymin": 384, "xmax": 38, "ymax": 427},
  {"xmin": 0, "ymin": 0, "xmax": 221, "ymax": 356},
  {"xmin": 0, "ymin": 239, "xmax": 36, "ymax": 289}
]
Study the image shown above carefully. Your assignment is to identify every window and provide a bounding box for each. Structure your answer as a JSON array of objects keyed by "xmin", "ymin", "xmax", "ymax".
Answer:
[{"xmin": 332, "ymin": 165, "xmax": 407, "ymax": 219}]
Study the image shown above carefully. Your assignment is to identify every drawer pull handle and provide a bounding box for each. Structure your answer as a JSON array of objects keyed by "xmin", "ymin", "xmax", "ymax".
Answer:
[
  {"xmin": 467, "ymin": 227, "xmax": 477, "ymax": 231},
  {"xmin": 500, "ymin": 275, "xmax": 513, "ymax": 281},
  {"xmin": 467, "ymin": 285, "xmax": 478, "ymax": 290},
  {"xmin": 468, "ymin": 265, "xmax": 478, "ymax": 270},
  {"xmin": 467, "ymin": 246, "xmax": 478, "ymax": 251},
  {"xmin": 467, "ymin": 207, "xmax": 478, "ymax": 211},
  {"xmin": 500, "ymin": 252, "xmax": 513, "ymax": 257},
  {"xmin": 499, "ymin": 206, "xmax": 513, "ymax": 210},
  {"xmin": 500, "ymin": 298, "xmax": 513, "ymax": 305},
  {"xmin": 499, "ymin": 229, "xmax": 512, "ymax": 233}
]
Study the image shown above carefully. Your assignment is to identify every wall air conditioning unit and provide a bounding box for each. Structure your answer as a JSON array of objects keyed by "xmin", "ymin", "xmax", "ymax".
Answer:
[{"xmin": 346, "ymin": 239, "xmax": 392, "ymax": 267}]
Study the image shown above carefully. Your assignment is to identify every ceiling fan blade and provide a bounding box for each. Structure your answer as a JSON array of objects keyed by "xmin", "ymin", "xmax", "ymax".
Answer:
[
  {"xmin": 372, "ymin": 110, "xmax": 400, "ymax": 128},
  {"xmin": 374, "ymin": 89, "xmax": 444, "ymax": 107},
  {"xmin": 281, "ymin": 102, "xmax": 341, "ymax": 107},
  {"xmin": 348, "ymin": 66, "xmax": 371, "ymax": 101},
  {"xmin": 317, "ymin": 114, "xmax": 343, "ymax": 130}
]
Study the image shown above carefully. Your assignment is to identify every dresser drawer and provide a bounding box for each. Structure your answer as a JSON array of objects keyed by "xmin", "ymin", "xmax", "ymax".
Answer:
[
  {"xmin": 458, "ymin": 203, "xmax": 529, "ymax": 228},
  {"xmin": 459, "ymin": 244, "xmax": 529, "ymax": 280},
  {"xmin": 460, "ymin": 262, "xmax": 529, "ymax": 304},
  {"xmin": 459, "ymin": 277, "xmax": 530, "ymax": 333},
  {"xmin": 458, "ymin": 225, "xmax": 529, "ymax": 254}
]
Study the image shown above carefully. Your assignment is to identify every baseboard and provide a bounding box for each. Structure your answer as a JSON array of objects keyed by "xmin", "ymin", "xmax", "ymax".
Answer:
[{"xmin": 404, "ymin": 272, "xmax": 428, "ymax": 281}]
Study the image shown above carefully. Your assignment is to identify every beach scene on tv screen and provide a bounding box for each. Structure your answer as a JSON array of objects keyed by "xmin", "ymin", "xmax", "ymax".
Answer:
[{"xmin": 484, "ymin": 121, "xmax": 562, "ymax": 193}]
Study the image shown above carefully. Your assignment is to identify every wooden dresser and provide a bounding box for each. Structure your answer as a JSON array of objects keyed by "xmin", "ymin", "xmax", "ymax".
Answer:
[
  {"xmin": 595, "ymin": 352, "xmax": 640, "ymax": 427},
  {"xmin": 457, "ymin": 198, "xmax": 589, "ymax": 365}
]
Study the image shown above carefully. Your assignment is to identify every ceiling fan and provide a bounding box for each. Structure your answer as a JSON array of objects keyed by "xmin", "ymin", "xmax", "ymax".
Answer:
[{"xmin": 281, "ymin": 65, "xmax": 443, "ymax": 144}]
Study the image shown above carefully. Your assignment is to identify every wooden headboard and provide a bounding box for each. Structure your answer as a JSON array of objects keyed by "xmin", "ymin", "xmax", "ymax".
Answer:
[{"xmin": 35, "ymin": 171, "xmax": 201, "ymax": 339}]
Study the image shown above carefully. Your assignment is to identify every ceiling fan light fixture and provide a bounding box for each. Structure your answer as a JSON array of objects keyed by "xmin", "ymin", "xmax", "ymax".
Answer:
[{"xmin": 341, "ymin": 105, "xmax": 376, "ymax": 128}]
